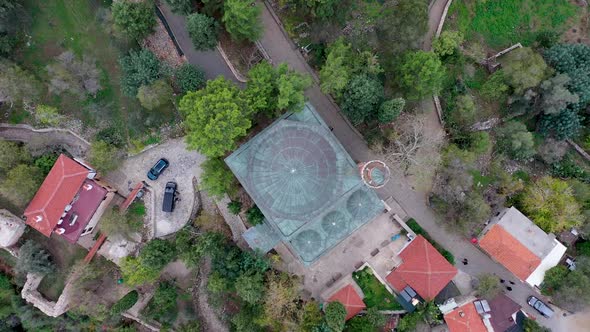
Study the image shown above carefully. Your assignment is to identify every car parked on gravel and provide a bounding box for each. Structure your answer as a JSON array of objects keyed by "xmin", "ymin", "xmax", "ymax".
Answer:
[
  {"xmin": 162, "ymin": 182, "xmax": 177, "ymax": 212},
  {"xmin": 147, "ymin": 158, "xmax": 169, "ymax": 180},
  {"xmin": 527, "ymin": 296, "xmax": 554, "ymax": 318}
]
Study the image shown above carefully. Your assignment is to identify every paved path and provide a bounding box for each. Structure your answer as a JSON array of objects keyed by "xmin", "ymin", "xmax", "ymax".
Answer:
[
  {"xmin": 0, "ymin": 123, "xmax": 90, "ymax": 157},
  {"xmin": 158, "ymin": 4, "xmax": 240, "ymax": 84}
]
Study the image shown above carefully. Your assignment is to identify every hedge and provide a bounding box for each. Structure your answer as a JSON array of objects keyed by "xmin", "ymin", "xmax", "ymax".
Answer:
[
  {"xmin": 406, "ymin": 218, "xmax": 455, "ymax": 265},
  {"xmin": 110, "ymin": 290, "xmax": 139, "ymax": 314}
]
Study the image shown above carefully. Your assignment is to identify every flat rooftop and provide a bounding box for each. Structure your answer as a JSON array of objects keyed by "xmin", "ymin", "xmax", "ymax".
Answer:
[{"xmin": 58, "ymin": 180, "xmax": 107, "ymax": 243}]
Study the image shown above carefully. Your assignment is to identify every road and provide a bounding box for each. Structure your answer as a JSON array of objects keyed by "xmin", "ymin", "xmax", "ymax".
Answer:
[{"xmin": 159, "ymin": 1, "xmax": 575, "ymax": 329}]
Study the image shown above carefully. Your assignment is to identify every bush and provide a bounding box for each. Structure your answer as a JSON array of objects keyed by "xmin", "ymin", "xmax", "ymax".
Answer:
[
  {"xmin": 577, "ymin": 241, "xmax": 590, "ymax": 257},
  {"xmin": 186, "ymin": 13, "xmax": 218, "ymax": 50},
  {"xmin": 88, "ymin": 140, "xmax": 121, "ymax": 174},
  {"xmin": 378, "ymin": 98, "xmax": 405, "ymax": 123},
  {"xmin": 139, "ymin": 239, "xmax": 177, "ymax": 270},
  {"xmin": 95, "ymin": 127, "xmax": 126, "ymax": 148},
  {"xmin": 33, "ymin": 152, "xmax": 59, "ymax": 176},
  {"xmin": 119, "ymin": 49, "xmax": 162, "ymax": 97},
  {"xmin": 227, "ymin": 200, "xmax": 242, "ymax": 215},
  {"xmin": 110, "ymin": 290, "xmax": 139, "ymax": 315},
  {"xmin": 175, "ymin": 63, "xmax": 206, "ymax": 93},
  {"xmin": 325, "ymin": 301, "xmax": 346, "ymax": 332},
  {"xmin": 112, "ymin": 0, "xmax": 156, "ymax": 41},
  {"xmin": 16, "ymin": 240, "xmax": 55, "ymax": 275},
  {"xmin": 551, "ymin": 157, "xmax": 589, "ymax": 181},
  {"xmin": 137, "ymin": 79, "xmax": 173, "ymax": 110},
  {"xmin": 246, "ymin": 205, "xmax": 265, "ymax": 225},
  {"xmin": 407, "ymin": 219, "xmax": 455, "ymax": 264}
]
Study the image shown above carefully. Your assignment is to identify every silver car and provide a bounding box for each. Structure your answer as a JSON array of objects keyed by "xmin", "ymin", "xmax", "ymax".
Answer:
[{"xmin": 527, "ymin": 296, "xmax": 554, "ymax": 318}]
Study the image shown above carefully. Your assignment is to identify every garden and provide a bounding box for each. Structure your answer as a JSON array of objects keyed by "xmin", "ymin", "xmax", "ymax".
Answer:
[{"xmin": 352, "ymin": 267, "xmax": 402, "ymax": 310}]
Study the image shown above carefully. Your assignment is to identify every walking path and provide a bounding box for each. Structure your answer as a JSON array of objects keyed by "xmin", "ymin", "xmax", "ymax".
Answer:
[{"xmin": 0, "ymin": 123, "xmax": 89, "ymax": 157}]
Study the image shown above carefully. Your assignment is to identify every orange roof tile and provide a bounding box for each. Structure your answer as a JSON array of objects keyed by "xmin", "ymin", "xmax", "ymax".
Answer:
[
  {"xmin": 479, "ymin": 224, "xmax": 541, "ymax": 281},
  {"xmin": 327, "ymin": 284, "xmax": 366, "ymax": 320},
  {"xmin": 385, "ymin": 235, "xmax": 457, "ymax": 300},
  {"xmin": 23, "ymin": 155, "xmax": 89, "ymax": 237},
  {"xmin": 444, "ymin": 302, "xmax": 488, "ymax": 332}
]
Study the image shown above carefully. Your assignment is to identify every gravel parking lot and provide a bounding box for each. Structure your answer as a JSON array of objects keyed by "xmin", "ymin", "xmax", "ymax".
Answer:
[{"xmin": 107, "ymin": 138, "xmax": 205, "ymax": 238}]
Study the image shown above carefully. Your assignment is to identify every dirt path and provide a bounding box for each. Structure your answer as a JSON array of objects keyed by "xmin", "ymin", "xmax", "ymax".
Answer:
[
  {"xmin": 0, "ymin": 123, "xmax": 90, "ymax": 157},
  {"xmin": 193, "ymin": 257, "xmax": 228, "ymax": 332}
]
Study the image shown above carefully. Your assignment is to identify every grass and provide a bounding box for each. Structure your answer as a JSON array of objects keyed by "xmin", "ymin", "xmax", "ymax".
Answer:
[
  {"xmin": 352, "ymin": 267, "xmax": 403, "ymax": 310},
  {"xmin": 470, "ymin": 170, "xmax": 494, "ymax": 189},
  {"xmin": 448, "ymin": 0, "xmax": 578, "ymax": 48},
  {"xmin": 406, "ymin": 219, "xmax": 455, "ymax": 265}
]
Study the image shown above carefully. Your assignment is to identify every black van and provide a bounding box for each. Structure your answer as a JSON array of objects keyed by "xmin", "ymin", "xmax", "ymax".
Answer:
[{"xmin": 162, "ymin": 182, "xmax": 177, "ymax": 212}]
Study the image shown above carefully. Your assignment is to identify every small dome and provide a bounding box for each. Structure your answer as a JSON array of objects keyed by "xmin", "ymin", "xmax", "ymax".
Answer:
[
  {"xmin": 347, "ymin": 190, "xmax": 373, "ymax": 219},
  {"xmin": 321, "ymin": 211, "xmax": 348, "ymax": 236}
]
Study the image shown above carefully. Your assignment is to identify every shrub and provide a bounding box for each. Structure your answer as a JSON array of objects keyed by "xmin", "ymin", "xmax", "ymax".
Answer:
[
  {"xmin": 577, "ymin": 241, "xmax": 590, "ymax": 257},
  {"xmin": 33, "ymin": 152, "xmax": 59, "ymax": 176},
  {"xmin": 227, "ymin": 200, "xmax": 242, "ymax": 215},
  {"xmin": 186, "ymin": 13, "xmax": 218, "ymax": 50},
  {"xmin": 139, "ymin": 239, "xmax": 177, "ymax": 270},
  {"xmin": 88, "ymin": 140, "xmax": 121, "ymax": 174},
  {"xmin": 110, "ymin": 290, "xmax": 139, "ymax": 315},
  {"xmin": 325, "ymin": 301, "xmax": 346, "ymax": 332},
  {"xmin": 112, "ymin": 0, "xmax": 156, "ymax": 41},
  {"xmin": 433, "ymin": 30, "xmax": 463, "ymax": 57},
  {"xmin": 95, "ymin": 127, "xmax": 126, "ymax": 148},
  {"xmin": 34, "ymin": 105, "xmax": 62, "ymax": 126},
  {"xmin": 175, "ymin": 63, "xmax": 206, "ymax": 93},
  {"xmin": 119, "ymin": 49, "xmax": 161, "ymax": 97},
  {"xmin": 246, "ymin": 205, "xmax": 265, "ymax": 225},
  {"xmin": 378, "ymin": 98, "xmax": 405, "ymax": 123},
  {"xmin": 137, "ymin": 79, "xmax": 173, "ymax": 110}
]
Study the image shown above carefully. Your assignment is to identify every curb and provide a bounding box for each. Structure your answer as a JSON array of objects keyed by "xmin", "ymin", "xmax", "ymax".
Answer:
[{"xmin": 216, "ymin": 44, "xmax": 248, "ymax": 83}]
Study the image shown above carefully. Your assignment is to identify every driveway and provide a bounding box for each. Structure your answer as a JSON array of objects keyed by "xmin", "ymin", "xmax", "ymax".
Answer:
[{"xmin": 106, "ymin": 138, "xmax": 205, "ymax": 238}]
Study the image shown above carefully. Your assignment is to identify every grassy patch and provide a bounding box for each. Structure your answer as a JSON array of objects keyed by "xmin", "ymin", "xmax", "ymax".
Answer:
[
  {"xmin": 406, "ymin": 219, "xmax": 455, "ymax": 265},
  {"xmin": 470, "ymin": 170, "xmax": 494, "ymax": 189},
  {"xmin": 448, "ymin": 0, "xmax": 578, "ymax": 48},
  {"xmin": 352, "ymin": 267, "xmax": 402, "ymax": 310}
]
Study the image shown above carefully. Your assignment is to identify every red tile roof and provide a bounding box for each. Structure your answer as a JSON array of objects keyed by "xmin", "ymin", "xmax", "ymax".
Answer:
[
  {"xmin": 23, "ymin": 154, "xmax": 89, "ymax": 237},
  {"xmin": 385, "ymin": 235, "xmax": 457, "ymax": 300},
  {"xmin": 327, "ymin": 284, "xmax": 366, "ymax": 320},
  {"xmin": 479, "ymin": 224, "xmax": 541, "ymax": 281},
  {"xmin": 444, "ymin": 302, "xmax": 487, "ymax": 332}
]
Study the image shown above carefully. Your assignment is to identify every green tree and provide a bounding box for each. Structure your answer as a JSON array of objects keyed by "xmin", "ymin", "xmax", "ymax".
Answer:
[
  {"xmin": 320, "ymin": 38, "xmax": 352, "ymax": 99},
  {"xmin": 164, "ymin": 0, "xmax": 192, "ymax": 14},
  {"xmin": 302, "ymin": 0, "xmax": 338, "ymax": 20},
  {"xmin": 245, "ymin": 61, "xmax": 277, "ymax": 115},
  {"xmin": 365, "ymin": 307, "xmax": 386, "ymax": 329},
  {"xmin": 541, "ymin": 265, "xmax": 569, "ymax": 295},
  {"xmin": 397, "ymin": 311, "xmax": 421, "ymax": 332},
  {"xmin": 0, "ymin": 60, "xmax": 41, "ymax": 107},
  {"xmin": 341, "ymin": 74, "xmax": 384, "ymax": 125},
  {"xmin": 1, "ymin": 164, "xmax": 42, "ymax": 207},
  {"xmin": 520, "ymin": 176, "xmax": 583, "ymax": 233},
  {"xmin": 246, "ymin": 205, "xmax": 265, "ymax": 225},
  {"xmin": 175, "ymin": 63, "xmax": 206, "ymax": 93},
  {"xmin": 538, "ymin": 108, "xmax": 582, "ymax": 140},
  {"xmin": 112, "ymin": 0, "xmax": 156, "ymax": 41},
  {"xmin": 120, "ymin": 256, "xmax": 161, "ymax": 286},
  {"xmin": 469, "ymin": 132, "xmax": 491, "ymax": 155},
  {"xmin": 99, "ymin": 207, "xmax": 143, "ymax": 239},
  {"xmin": 377, "ymin": 0, "xmax": 428, "ymax": 56},
  {"xmin": 144, "ymin": 282, "xmax": 178, "ymax": 323},
  {"xmin": 260, "ymin": 272, "xmax": 299, "ymax": 330},
  {"xmin": 200, "ymin": 157, "xmax": 237, "ymax": 199},
  {"xmin": 346, "ymin": 317, "xmax": 373, "ymax": 332},
  {"xmin": 137, "ymin": 79, "xmax": 173, "ymax": 110},
  {"xmin": 545, "ymin": 43, "xmax": 590, "ymax": 108},
  {"xmin": 139, "ymin": 239, "xmax": 177, "ymax": 270},
  {"xmin": 0, "ymin": 140, "xmax": 30, "ymax": 172},
  {"xmin": 450, "ymin": 94, "xmax": 476, "ymax": 127},
  {"xmin": 110, "ymin": 290, "xmax": 139, "ymax": 315},
  {"xmin": 398, "ymin": 51, "xmax": 445, "ymax": 100},
  {"xmin": 495, "ymin": 122, "xmax": 536, "ymax": 160},
  {"xmin": 16, "ymin": 240, "xmax": 55, "ymax": 275},
  {"xmin": 325, "ymin": 301, "xmax": 346, "ymax": 332},
  {"xmin": 539, "ymin": 74, "xmax": 579, "ymax": 115},
  {"xmin": 34, "ymin": 105, "xmax": 62, "ymax": 126},
  {"xmin": 276, "ymin": 64, "xmax": 311, "ymax": 113},
  {"xmin": 378, "ymin": 98, "xmax": 405, "ymax": 123},
  {"xmin": 88, "ymin": 140, "xmax": 121, "ymax": 174},
  {"xmin": 180, "ymin": 77, "xmax": 251, "ymax": 157},
  {"xmin": 235, "ymin": 273, "xmax": 265, "ymax": 304},
  {"xmin": 186, "ymin": 13, "xmax": 218, "ymax": 50},
  {"xmin": 523, "ymin": 318, "xmax": 551, "ymax": 332},
  {"xmin": 300, "ymin": 301, "xmax": 323, "ymax": 332},
  {"xmin": 119, "ymin": 49, "xmax": 161, "ymax": 97},
  {"xmin": 222, "ymin": 0, "xmax": 262, "ymax": 42},
  {"xmin": 502, "ymin": 47, "xmax": 549, "ymax": 94},
  {"xmin": 476, "ymin": 273, "xmax": 501, "ymax": 300},
  {"xmin": 480, "ymin": 70, "xmax": 509, "ymax": 101},
  {"xmin": 433, "ymin": 30, "xmax": 463, "ymax": 57}
]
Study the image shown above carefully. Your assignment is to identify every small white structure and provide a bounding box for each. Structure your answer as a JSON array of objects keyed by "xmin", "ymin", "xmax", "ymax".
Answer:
[{"xmin": 0, "ymin": 209, "xmax": 26, "ymax": 247}]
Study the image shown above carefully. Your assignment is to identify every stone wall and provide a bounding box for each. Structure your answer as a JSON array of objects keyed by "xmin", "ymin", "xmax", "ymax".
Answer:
[{"xmin": 21, "ymin": 273, "xmax": 75, "ymax": 317}]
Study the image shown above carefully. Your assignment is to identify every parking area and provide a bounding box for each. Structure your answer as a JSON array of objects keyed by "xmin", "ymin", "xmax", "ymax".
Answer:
[{"xmin": 106, "ymin": 138, "xmax": 205, "ymax": 238}]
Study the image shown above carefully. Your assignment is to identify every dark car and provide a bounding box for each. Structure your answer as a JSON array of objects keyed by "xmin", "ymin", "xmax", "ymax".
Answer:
[
  {"xmin": 162, "ymin": 182, "xmax": 177, "ymax": 212},
  {"xmin": 527, "ymin": 296, "xmax": 554, "ymax": 318},
  {"xmin": 147, "ymin": 158, "xmax": 169, "ymax": 180}
]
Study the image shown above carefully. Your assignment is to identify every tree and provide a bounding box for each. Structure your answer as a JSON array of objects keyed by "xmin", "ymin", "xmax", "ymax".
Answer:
[
  {"xmin": 222, "ymin": 0, "xmax": 263, "ymax": 42},
  {"xmin": 110, "ymin": 290, "xmax": 139, "ymax": 315},
  {"xmin": 433, "ymin": 30, "xmax": 463, "ymax": 57},
  {"xmin": 34, "ymin": 105, "xmax": 62, "ymax": 126},
  {"xmin": 320, "ymin": 38, "xmax": 353, "ymax": 99},
  {"xmin": 98, "ymin": 207, "xmax": 143, "ymax": 239},
  {"xmin": 235, "ymin": 273, "xmax": 265, "ymax": 304},
  {"xmin": 276, "ymin": 64, "xmax": 311, "ymax": 113},
  {"xmin": 495, "ymin": 122, "xmax": 536, "ymax": 160},
  {"xmin": 164, "ymin": 0, "xmax": 192, "ymax": 14},
  {"xmin": 246, "ymin": 205, "xmax": 265, "ymax": 226},
  {"xmin": 300, "ymin": 301, "xmax": 323, "ymax": 332},
  {"xmin": 365, "ymin": 307, "xmax": 386, "ymax": 329},
  {"xmin": 119, "ymin": 49, "xmax": 161, "ymax": 97},
  {"xmin": 449, "ymin": 94, "xmax": 476, "ymax": 127},
  {"xmin": 1, "ymin": 164, "xmax": 42, "ymax": 207},
  {"xmin": 378, "ymin": 98, "xmax": 405, "ymax": 124},
  {"xmin": 523, "ymin": 318, "xmax": 551, "ymax": 332},
  {"xmin": 520, "ymin": 176, "xmax": 583, "ymax": 233},
  {"xmin": 136, "ymin": 79, "xmax": 173, "ymax": 110},
  {"xmin": 502, "ymin": 47, "xmax": 549, "ymax": 94},
  {"xmin": 144, "ymin": 282, "xmax": 178, "ymax": 323},
  {"xmin": 397, "ymin": 312, "xmax": 421, "ymax": 332},
  {"xmin": 377, "ymin": 0, "xmax": 428, "ymax": 56},
  {"xmin": 539, "ymin": 74, "xmax": 579, "ymax": 115},
  {"xmin": 538, "ymin": 108, "xmax": 582, "ymax": 140},
  {"xmin": 120, "ymin": 256, "xmax": 161, "ymax": 286},
  {"xmin": 480, "ymin": 70, "xmax": 509, "ymax": 101},
  {"xmin": 199, "ymin": 157, "xmax": 238, "ymax": 199},
  {"xmin": 545, "ymin": 43, "xmax": 590, "ymax": 108},
  {"xmin": 537, "ymin": 138, "xmax": 568, "ymax": 164},
  {"xmin": 112, "ymin": 0, "xmax": 155, "ymax": 41},
  {"xmin": 541, "ymin": 265, "xmax": 569, "ymax": 295},
  {"xmin": 341, "ymin": 74, "xmax": 384, "ymax": 125},
  {"xmin": 88, "ymin": 140, "xmax": 121, "ymax": 174},
  {"xmin": 475, "ymin": 274, "xmax": 501, "ymax": 300},
  {"xmin": 139, "ymin": 239, "xmax": 177, "ymax": 270},
  {"xmin": 0, "ymin": 60, "xmax": 41, "ymax": 107},
  {"xmin": 186, "ymin": 13, "xmax": 218, "ymax": 50},
  {"xmin": 398, "ymin": 51, "xmax": 445, "ymax": 100},
  {"xmin": 175, "ymin": 63, "xmax": 206, "ymax": 93},
  {"xmin": 45, "ymin": 51, "xmax": 101, "ymax": 98},
  {"xmin": 325, "ymin": 301, "xmax": 346, "ymax": 332},
  {"xmin": 180, "ymin": 77, "xmax": 251, "ymax": 157},
  {"xmin": 260, "ymin": 272, "xmax": 299, "ymax": 330},
  {"xmin": 16, "ymin": 240, "xmax": 55, "ymax": 275},
  {"xmin": 0, "ymin": 140, "xmax": 30, "ymax": 172},
  {"xmin": 346, "ymin": 317, "xmax": 373, "ymax": 332}
]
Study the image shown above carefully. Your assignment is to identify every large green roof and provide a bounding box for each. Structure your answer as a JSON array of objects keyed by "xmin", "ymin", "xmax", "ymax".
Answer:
[{"xmin": 226, "ymin": 103, "xmax": 383, "ymax": 265}]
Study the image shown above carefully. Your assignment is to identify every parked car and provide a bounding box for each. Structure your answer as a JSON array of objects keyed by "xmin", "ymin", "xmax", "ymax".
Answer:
[
  {"xmin": 147, "ymin": 158, "xmax": 169, "ymax": 180},
  {"xmin": 527, "ymin": 296, "xmax": 554, "ymax": 318},
  {"xmin": 162, "ymin": 181, "xmax": 177, "ymax": 212}
]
